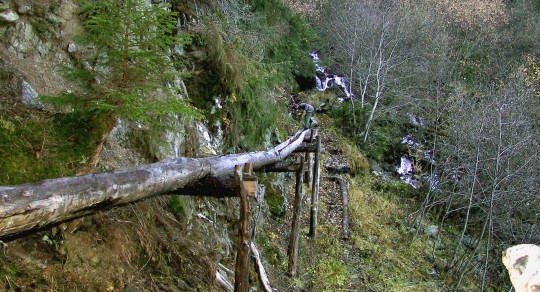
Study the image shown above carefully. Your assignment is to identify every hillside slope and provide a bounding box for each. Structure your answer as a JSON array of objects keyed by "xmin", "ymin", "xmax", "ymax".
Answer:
[{"xmin": 3, "ymin": 0, "xmax": 532, "ymax": 291}]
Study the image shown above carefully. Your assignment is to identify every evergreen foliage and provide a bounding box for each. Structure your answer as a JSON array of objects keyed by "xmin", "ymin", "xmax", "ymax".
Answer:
[{"xmin": 42, "ymin": 0, "xmax": 200, "ymax": 125}]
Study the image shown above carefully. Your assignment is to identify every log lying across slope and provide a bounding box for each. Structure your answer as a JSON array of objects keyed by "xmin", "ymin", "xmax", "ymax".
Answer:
[{"xmin": 0, "ymin": 129, "xmax": 312, "ymax": 239}]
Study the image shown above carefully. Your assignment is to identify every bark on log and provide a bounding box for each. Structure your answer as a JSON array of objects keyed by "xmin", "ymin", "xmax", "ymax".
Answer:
[
  {"xmin": 216, "ymin": 271, "xmax": 234, "ymax": 292},
  {"xmin": 0, "ymin": 129, "xmax": 313, "ymax": 240},
  {"xmin": 179, "ymin": 129, "xmax": 312, "ymax": 197}
]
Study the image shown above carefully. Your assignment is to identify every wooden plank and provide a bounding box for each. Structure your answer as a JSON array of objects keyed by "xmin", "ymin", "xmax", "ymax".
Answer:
[
  {"xmin": 304, "ymin": 130, "xmax": 316, "ymax": 184},
  {"xmin": 241, "ymin": 163, "xmax": 257, "ymax": 197},
  {"xmin": 292, "ymin": 142, "xmax": 317, "ymax": 153},
  {"xmin": 258, "ymin": 162, "xmax": 302, "ymax": 173}
]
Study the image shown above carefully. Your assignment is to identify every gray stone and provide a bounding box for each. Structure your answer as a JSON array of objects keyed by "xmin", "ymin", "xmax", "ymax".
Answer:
[
  {"xmin": 324, "ymin": 156, "xmax": 351, "ymax": 173},
  {"xmin": 0, "ymin": 10, "xmax": 18, "ymax": 22},
  {"xmin": 21, "ymin": 80, "xmax": 44, "ymax": 109},
  {"xmin": 424, "ymin": 225, "xmax": 439, "ymax": 238},
  {"xmin": 37, "ymin": 40, "xmax": 50, "ymax": 57},
  {"xmin": 57, "ymin": 2, "xmax": 77, "ymax": 21},
  {"xmin": 17, "ymin": 5, "xmax": 31, "ymax": 14},
  {"xmin": 67, "ymin": 42, "xmax": 76, "ymax": 53},
  {"xmin": 368, "ymin": 158, "xmax": 384, "ymax": 173},
  {"xmin": 8, "ymin": 21, "xmax": 39, "ymax": 58}
]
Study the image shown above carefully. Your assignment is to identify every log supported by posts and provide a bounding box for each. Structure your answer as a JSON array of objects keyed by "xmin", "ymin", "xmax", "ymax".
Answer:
[{"xmin": 0, "ymin": 129, "xmax": 314, "ymax": 240}]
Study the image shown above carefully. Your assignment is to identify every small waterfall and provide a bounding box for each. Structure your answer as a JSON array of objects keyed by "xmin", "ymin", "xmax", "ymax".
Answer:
[{"xmin": 310, "ymin": 50, "xmax": 354, "ymax": 102}]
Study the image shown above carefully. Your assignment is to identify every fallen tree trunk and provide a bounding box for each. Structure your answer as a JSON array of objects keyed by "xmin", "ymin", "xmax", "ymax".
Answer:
[{"xmin": 0, "ymin": 130, "xmax": 312, "ymax": 239}]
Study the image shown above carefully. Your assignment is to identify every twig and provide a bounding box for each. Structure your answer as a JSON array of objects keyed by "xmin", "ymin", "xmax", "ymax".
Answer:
[
  {"xmin": 216, "ymin": 271, "xmax": 233, "ymax": 292},
  {"xmin": 250, "ymin": 242, "xmax": 272, "ymax": 292}
]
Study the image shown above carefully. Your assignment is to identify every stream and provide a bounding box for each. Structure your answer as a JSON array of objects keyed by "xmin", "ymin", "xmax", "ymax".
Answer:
[
  {"xmin": 309, "ymin": 51, "xmax": 438, "ymax": 189},
  {"xmin": 310, "ymin": 51, "xmax": 354, "ymax": 102}
]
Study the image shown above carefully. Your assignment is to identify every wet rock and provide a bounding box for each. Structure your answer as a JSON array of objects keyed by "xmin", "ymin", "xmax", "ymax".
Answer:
[
  {"xmin": 0, "ymin": 10, "xmax": 18, "ymax": 22},
  {"xmin": 368, "ymin": 158, "xmax": 384, "ymax": 173},
  {"xmin": 310, "ymin": 50, "xmax": 354, "ymax": 101},
  {"xmin": 424, "ymin": 225, "xmax": 439, "ymax": 238},
  {"xmin": 407, "ymin": 113, "xmax": 425, "ymax": 127},
  {"xmin": 196, "ymin": 123, "xmax": 218, "ymax": 156}
]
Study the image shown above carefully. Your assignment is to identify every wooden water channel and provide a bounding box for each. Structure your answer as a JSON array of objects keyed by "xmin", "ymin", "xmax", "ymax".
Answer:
[{"xmin": 0, "ymin": 128, "xmax": 323, "ymax": 292}]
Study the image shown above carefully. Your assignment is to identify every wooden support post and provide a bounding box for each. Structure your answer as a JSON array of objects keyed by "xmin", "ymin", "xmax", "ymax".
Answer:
[
  {"xmin": 234, "ymin": 163, "xmax": 257, "ymax": 292},
  {"xmin": 308, "ymin": 134, "xmax": 322, "ymax": 238},
  {"xmin": 292, "ymin": 142, "xmax": 317, "ymax": 153},
  {"xmin": 287, "ymin": 157, "xmax": 304, "ymax": 277},
  {"xmin": 304, "ymin": 130, "xmax": 316, "ymax": 185}
]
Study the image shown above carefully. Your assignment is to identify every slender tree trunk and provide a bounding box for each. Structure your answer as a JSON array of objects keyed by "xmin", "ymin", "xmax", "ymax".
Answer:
[{"xmin": 77, "ymin": 113, "xmax": 117, "ymax": 175}]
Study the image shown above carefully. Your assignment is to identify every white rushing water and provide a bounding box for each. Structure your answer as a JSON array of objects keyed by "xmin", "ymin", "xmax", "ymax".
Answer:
[
  {"xmin": 310, "ymin": 50, "xmax": 354, "ymax": 102},
  {"xmin": 399, "ymin": 132, "xmax": 438, "ymax": 190}
]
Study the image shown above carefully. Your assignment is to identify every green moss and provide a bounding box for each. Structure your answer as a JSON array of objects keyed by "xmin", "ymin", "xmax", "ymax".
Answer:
[
  {"xmin": 168, "ymin": 196, "xmax": 186, "ymax": 219},
  {"xmin": 0, "ymin": 107, "xmax": 94, "ymax": 185}
]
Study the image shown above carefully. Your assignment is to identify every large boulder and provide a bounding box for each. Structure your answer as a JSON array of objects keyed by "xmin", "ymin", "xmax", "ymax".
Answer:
[{"xmin": 502, "ymin": 244, "xmax": 540, "ymax": 292}]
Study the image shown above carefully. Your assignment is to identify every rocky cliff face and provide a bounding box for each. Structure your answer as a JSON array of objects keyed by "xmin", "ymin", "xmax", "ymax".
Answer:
[
  {"xmin": 0, "ymin": 0, "xmax": 80, "ymax": 99},
  {"xmin": 0, "ymin": 1, "xmax": 241, "ymax": 290}
]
